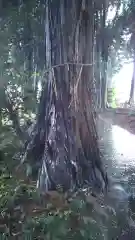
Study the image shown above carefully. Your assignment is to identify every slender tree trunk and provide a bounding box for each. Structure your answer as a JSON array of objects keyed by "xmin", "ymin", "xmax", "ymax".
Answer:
[
  {"xmin": 128, "ymin": 53, "xmax": 135, "ymax": 105},
  {"xmin": 101, "ymin": 61, "xmax": 107, "ymax": 108},
  {"xmin": 100, "ymin": 2, "xmax": 108, "ymax": 109},
  {"xmin": 23, "ymin": 2, "xmax": 33, "ymax": 80}
]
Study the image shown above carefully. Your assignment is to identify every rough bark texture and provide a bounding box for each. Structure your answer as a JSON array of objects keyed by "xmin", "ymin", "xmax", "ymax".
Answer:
[{"xmin": 23, "ymin": 0, "xmax": 108, "ymax": 194}]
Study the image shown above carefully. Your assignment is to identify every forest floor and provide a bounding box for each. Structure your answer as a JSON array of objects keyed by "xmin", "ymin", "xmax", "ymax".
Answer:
[{"xmin": 99, "ymin": 107, "xmax": 135, "ymax": 135}]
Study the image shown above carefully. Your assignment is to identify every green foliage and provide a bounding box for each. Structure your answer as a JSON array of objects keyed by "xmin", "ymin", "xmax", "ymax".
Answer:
[
  {"xmin": 0, "ymin": 175, "xmax": 114, "ymax": 239},
  {"xmin": 0, "ymin": 170, "xmax": 131, "ymax": 240},
  {"xmin": 0, "ymin": 146, "xmax": 130, "ymax": 240}
]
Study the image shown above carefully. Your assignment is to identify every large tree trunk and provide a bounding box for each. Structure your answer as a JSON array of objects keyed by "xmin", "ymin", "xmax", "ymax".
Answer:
[{"xmin": 23, "ymin": 0, "xmax": 108, "ymax": 194}]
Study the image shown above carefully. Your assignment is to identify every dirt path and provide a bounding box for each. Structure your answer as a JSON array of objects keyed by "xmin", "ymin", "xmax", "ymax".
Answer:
[{"xmin": 99, "ymin": 108, "xmax": 135, "ymax": 135}]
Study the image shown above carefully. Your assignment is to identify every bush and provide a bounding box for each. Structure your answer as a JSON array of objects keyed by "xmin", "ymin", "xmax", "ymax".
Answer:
[
  {"xmin": 0, "ymin": 172, "xmax": 116, "ymax": 240},
  {"xmin": 1, "ymin": 170, "xmax": 132, "ymax": 239}
]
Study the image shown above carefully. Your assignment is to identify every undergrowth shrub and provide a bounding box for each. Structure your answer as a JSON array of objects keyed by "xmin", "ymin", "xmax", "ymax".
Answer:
[{"xmin": 0, "ymin": 171, "xmax": 128, "ymax": 240}]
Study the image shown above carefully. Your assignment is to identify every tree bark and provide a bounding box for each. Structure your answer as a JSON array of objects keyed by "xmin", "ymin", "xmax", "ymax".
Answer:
[
  {"xmin": 23, "ymin": 0, "xmax": 108, "ymax": 193},
  {"xmin": 128, "ymin": 53, "xmax": 135, "ymax": 105}
]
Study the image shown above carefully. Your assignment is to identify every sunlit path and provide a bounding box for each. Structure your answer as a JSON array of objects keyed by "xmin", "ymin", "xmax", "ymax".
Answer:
[
  {"xmin": 112, "ymin": 125, "xmax": 135, "ymax": 164},
  {"xmin": 97, "ymin": 119, "xmax": 135, "ymax": 195}
]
